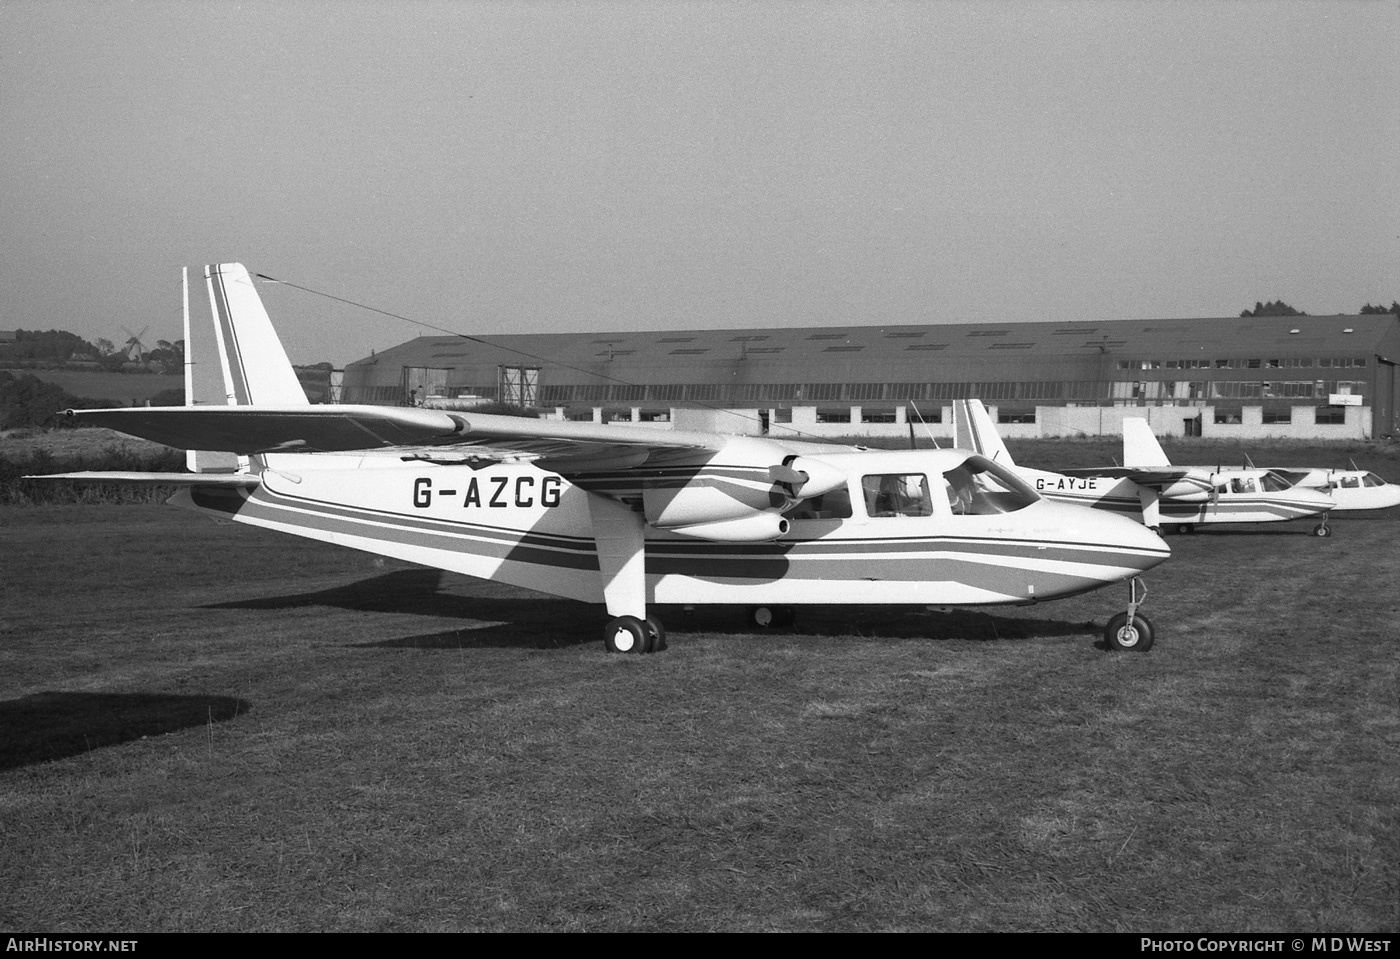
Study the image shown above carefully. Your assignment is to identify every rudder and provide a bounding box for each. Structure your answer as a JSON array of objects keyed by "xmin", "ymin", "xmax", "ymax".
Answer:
[{"xmin": 205, "ymin": 263, "xmax": 308, "ymax": 407}]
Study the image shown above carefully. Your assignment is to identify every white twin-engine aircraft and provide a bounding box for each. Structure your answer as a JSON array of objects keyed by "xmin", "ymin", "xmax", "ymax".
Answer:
[
  {"xmin": 44, "ymin": 264, "xmax": 1172, "ymax": 653},
  {"xmin": 1250, "ymin": 460, "xmax": 1400, "ymax": 513},
  {"xmin": 953, "ymin": 399, "xmax": 1336, "ymax": 536}
]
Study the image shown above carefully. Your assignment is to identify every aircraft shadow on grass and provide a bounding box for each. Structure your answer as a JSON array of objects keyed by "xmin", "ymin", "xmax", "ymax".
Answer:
[
  {"xmin": 204, "ymin": 567, "xmax": 1098, "ymax": 650},
  {"xmin": 0, "ymin": 691, "xmax": 249, "ymax": 772}
]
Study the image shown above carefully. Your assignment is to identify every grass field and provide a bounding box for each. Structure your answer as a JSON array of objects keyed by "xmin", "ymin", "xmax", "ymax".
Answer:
[{"xmin": 2, "ymin": 493, "xmax": 1397, "ymax": 931}]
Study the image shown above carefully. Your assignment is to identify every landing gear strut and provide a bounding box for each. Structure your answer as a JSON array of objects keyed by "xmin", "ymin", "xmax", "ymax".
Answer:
[
  {"xmin": 1312, "ymin": 513, "xmax": 1332, "ymax": 538},
  {"xmin": 1104, "ymin": 576, "xmax": 1154, "ymax": 652}
]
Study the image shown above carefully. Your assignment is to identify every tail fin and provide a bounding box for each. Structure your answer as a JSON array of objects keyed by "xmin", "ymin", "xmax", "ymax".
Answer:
[
  {"xmin": 953, "ymin": 399, "xmax": 1015, "ymax": 466},
  {"xmin": 1122, "ymin": 418, "xmax": 1171, "ymax": 468},
  {"xmin": 204, "ymin": 263, "xmax": 307, "ymax": 407}
]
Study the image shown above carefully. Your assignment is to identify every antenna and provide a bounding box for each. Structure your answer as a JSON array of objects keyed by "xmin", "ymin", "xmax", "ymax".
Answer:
[{"xmin": 908, "ymin": 400, "xmax": 941, "ymax": 449}]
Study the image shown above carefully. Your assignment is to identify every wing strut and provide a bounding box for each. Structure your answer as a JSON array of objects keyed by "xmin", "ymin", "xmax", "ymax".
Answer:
[
  {"xmin": 588, "ymin": 493, "xmax": 647, "ymax": 619},
  {"xmin": 586, "ymin": 493, "xmax": 666, "ymax": 654}
]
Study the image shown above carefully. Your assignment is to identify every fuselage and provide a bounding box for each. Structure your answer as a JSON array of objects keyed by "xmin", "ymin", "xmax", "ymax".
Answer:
[
  {"xmin": 1268, "ymin": 468, "xmax": 1400, "ymax": 512},
  {"xmin": 174, "ymin": 448, "xmax": 1169, "ymax": 610}
]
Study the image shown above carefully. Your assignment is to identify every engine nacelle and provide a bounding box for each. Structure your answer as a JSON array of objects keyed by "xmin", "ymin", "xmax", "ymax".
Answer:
[
  {"xmin": 1157, "ymin": 478, "xmax": 1211, "ymax": 501},
  {"xmin": 664, "ymin": 512, "xmax": 791, "ymax": 543},
  {"xmin": 644, "ymin": 469, "xmax": 787, "ymax": 528}
]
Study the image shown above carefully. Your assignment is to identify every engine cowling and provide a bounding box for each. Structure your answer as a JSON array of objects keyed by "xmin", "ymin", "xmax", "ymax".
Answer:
[{"xmin": 665, "ymin": 512, "xmax": 791, "ymax": 543}]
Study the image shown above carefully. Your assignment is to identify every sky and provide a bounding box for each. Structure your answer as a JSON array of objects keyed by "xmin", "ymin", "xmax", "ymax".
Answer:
[{"xmin": 2, "ymin": 0, "xmax": 1396, "ymax": 366}]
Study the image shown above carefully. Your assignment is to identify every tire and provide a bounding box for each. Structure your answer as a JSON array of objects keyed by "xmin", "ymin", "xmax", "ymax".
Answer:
[
  {"xmin": 644, "ymin": 615, "xmax": 667, "ymax": 652},
  {"xmin": 1313, "ymin": 524, "xmax": 1332, "ymax": 538},
  {"xmin": 1104, "ymin": 612, "xmax": 1154, "ymax": 652},
  {"xmin": 604, "ymin": 616, "xmax": 651, "ymax": 654}
]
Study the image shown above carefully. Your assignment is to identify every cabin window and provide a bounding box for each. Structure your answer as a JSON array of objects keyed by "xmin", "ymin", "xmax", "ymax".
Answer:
[
  {"xmin": 1339, "ymin": 476, "xmax": 1361, "ymax": 489},
  {"xmin": 861, "ymin": 474, "xmax": 933, "ymax": 518},
  {"xmin": 1229, "ymin": 477, "xmax": 1259, "ymax": 494}
]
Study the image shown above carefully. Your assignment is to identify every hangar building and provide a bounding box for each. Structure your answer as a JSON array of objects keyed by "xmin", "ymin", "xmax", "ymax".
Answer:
[{"xmin": 340, "ymin": 314, "xmax": 1400, "ymax": 441}]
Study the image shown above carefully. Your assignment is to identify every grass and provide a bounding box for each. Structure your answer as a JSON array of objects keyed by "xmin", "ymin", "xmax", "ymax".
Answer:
[{"xmin": 1, "ymin": 498, "xmax": 1396, "ymax": 931}]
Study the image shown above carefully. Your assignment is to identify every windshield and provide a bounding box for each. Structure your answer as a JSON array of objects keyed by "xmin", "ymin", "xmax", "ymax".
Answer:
[{"xmin": 942, "ymin": 455, "xmax": 1039, "ymax": 515}]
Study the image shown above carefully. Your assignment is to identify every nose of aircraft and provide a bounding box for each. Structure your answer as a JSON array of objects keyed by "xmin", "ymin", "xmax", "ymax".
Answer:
[{"xmin": 1040, "ymin": 500, "xmax": 1172, "ymax": 573}]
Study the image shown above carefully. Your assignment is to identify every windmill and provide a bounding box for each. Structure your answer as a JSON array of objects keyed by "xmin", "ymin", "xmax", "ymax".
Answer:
[{"xmin": 121, "ymin": 325, "xmax": 150, "ymax": 361}]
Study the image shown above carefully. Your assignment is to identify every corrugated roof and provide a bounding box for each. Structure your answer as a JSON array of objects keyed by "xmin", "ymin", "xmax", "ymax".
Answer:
[{"xmin": 348, "ymin": 315, "xmax": 1396, "ymax": 374}]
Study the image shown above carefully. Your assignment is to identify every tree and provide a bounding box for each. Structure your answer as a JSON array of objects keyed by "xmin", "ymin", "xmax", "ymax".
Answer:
[
  {"xmin": 1240, "ymin": 300, "xmax": 1306, "ymax": 317},
  {"xmin": 1359, "ymin": 301, "xmax": 1400, "ymax": 316},
  {"xmin": 0, "ymin": 371, "xmax": 118, "ymax": 429}
]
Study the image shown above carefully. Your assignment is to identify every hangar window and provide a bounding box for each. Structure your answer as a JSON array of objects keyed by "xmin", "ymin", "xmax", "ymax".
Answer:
[
  {"xmin": 823, "ymin": 346, "xmax": 865, "ymax": 352},
  {"xmin": 905, "ymin": 344, "xmax": 948, "ymax": 351},
  {"xmin": 997, "ymin": 409, "xmax": 1036, "ymax": 424},
  {"xmin": 967, "ymin": 330, "xmax": 1009, "ymax": 337},
  {"xmin": 816, "ymin": 408, "xmax": 851, "ymax": 423},
  {"xmin": 1262, "ymin": 407, "xmax": 1293, "ymax": 424},
  {"xmin": 989, "ymin": 342, "xmax": 1035, "ymax": 350},
  {"xmin": 731, "ymin": 335, "xmax": 770, "ymax": 341},
  {"xmin": 670, "ymin": 348, "xmax": 710, "ymax": 355},
  {"xmin": 807, "ymin": 333, "xmax": 848, "ymax": 340},
  {"xmin": 886, "ymin": 330, "xmax": 927, "ymax": 338},
  {"xmin": 1214, "ymin": 408, "xmax": 1242, "ymax": 425},
  {"xmin": 1315, "ymin": 406, "xmax": 1345, "ymax": 424},
  {"xmin": 860, "ymin": 409, "xmax": 897, "ymax": 423}
]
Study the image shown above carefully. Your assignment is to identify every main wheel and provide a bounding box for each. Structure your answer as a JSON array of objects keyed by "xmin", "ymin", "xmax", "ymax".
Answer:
[
  {"xmin": 1312, "ymin": 523, "xmax": 1332, "ymax": 538},
  {"xmin": 604, "ymin": 616, "xmax": 652, "ymax": 654},
  {"xmin": 1104, "ymin": 612, "xmax": 1154, "ymax": 652},
  {"xmin": 644, "ymin": 615, "xmax": 667, "ymax": 652}
]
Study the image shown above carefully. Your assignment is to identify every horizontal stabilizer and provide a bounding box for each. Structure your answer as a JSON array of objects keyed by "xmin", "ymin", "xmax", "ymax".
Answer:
[{"xmin": 25, "ymin": 471, "xmax": 261, "ymax": 488}]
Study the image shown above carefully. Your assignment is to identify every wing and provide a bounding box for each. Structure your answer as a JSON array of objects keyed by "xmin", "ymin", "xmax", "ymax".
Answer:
[
  {"xmin": 1061, "ymin": 466, "xmax": 1213, "ymax": 498},
  {"xmin": 63, "ymin": 405, "xmax": 728, "ymax": 472}
]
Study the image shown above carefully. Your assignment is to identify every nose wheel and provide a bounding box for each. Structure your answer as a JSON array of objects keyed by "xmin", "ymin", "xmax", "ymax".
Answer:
[{"xmin": 1105, "ymin": 577, "xmax": 1155, "ymax": 652}]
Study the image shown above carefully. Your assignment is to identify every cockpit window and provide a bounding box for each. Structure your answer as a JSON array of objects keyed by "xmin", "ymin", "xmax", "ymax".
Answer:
[
  {"xmin": 1260, "ymin": 472, "xmax": 1292, "ymax": 493},
  {"xmin": 861, "ymin": 474, "xmax": 933, "ymax": 518},
  {"xmin": 1230, "ymin": 477, "xmax": 1259, "ymax": 494},
  {"xmin": 1363, "ymin": 473, "xmax": 1387, "ymax": 488},
  {"xmin": 1339, "ymin": 475, "xmax": 1361, "ymax": 489},
  {"xmin": 942, "ymin": 455, "xmax": 1038, "ymax": 515}
]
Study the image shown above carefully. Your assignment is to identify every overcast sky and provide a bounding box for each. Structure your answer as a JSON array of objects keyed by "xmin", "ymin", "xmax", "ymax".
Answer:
[{"xmin": 2, "ymin": 0, "xmax": 1396, "ymax": 365}]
